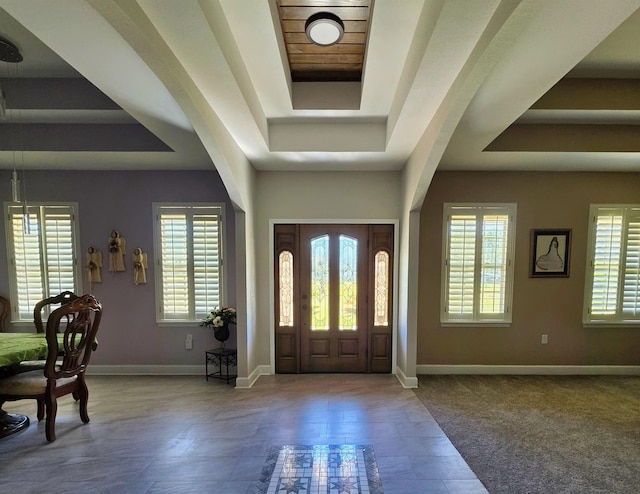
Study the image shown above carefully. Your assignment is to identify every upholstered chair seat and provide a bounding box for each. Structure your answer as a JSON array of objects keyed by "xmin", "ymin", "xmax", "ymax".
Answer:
[{"xmin": 0, "ymin": 370, "xmax": 74, "ymax": 396}]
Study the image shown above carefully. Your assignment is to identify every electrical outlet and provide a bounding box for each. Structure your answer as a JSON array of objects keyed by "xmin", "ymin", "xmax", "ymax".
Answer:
[
  {"xmin": 541, "ymin": 334, "xmax": 548, "ymax": 344},
  {"xmin": 185, "ymin": 334, "xmax": 193, "ymax": 350}
]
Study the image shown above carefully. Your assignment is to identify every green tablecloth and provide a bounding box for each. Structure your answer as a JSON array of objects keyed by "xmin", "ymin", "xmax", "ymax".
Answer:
[{"xmin": 0, "ymin": 333, "xmax": 49, "ymax": 368}]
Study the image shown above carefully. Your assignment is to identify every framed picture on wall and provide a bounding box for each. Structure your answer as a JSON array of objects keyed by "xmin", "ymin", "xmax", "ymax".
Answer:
[{"xmin": 530, "ymin": 229, "xmax": 571, "ymax": 278}]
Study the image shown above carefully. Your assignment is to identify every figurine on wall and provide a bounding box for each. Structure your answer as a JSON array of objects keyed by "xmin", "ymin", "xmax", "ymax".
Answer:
[
  {"xmin": 108, "ymin": 229, "xmax": 126, "ymax": 273},
  {"xmin": 86, "ymin": 246, "xmax": 103, "ymax": 290},
  {"xmin": 132, "ymin": 247, "xmax": 148, "ymax": 285}
]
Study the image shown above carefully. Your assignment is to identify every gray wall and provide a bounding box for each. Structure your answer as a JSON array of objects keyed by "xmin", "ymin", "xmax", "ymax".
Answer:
[{"xmin": 0, "ymin": 169, "xmax": 235, "ymax": 367}]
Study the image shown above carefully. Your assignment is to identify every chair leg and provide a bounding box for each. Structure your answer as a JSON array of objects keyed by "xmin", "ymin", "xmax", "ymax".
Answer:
[
  {"xmin": 36, "ymin": 399, "xmax": 44, "ymax": 421},
  {"xmin": 77, "ymin": 379, "xmax": 90, "ymax": 424},
  {"xmin": 45, "ymin": 393, "xmax": 57, "ymax": 442}
]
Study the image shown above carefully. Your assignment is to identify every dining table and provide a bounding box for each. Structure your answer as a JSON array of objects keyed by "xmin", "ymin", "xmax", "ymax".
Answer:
[{"xmin": 0, "ymin": 333, "xmax": 50, "ymax": 439}]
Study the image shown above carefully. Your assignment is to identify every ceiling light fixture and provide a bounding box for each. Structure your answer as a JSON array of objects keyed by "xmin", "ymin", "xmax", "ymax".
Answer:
[
  {"xmin": 1, "ymin": 36, "xmax": 29, "ymax": 231},
  {"xmin": 1, "ymin": 37, "xmax": 22, "ymax": 120},
  {"xmin": 305, "ymin": 12, "xmax": 344, "ymax": 46},
  {"xmin": 0, "ymin": 36, "xmax": 22, "ymax": 63}
]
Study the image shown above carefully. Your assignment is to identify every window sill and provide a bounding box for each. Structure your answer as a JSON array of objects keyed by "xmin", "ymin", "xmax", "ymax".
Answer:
[
  {"xmin": 583, "ymin": 321, "xmax": 640, "ymax": 328},
  {"xmin": 440, "ymin": 321, "xmax": 512, "ymax": 328},
  {"xmin": 9, "ymin": 320, "xmax": 39, "ymax": 329},
  {"xmin": 156, "ymin": 320, "xmax": 202, "ymax": 327}
]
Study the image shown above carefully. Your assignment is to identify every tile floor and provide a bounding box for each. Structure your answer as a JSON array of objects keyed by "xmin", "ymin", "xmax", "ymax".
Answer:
[
  {"xmin": 0, "ymin": 374, "xmax": 487, "ymax": 494},
  {"xmin": 258, "ymin": 444, "xmax": 382, "ymax": 494}
]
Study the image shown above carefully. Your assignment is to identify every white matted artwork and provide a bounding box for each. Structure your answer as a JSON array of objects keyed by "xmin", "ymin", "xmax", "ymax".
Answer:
[{"xmin": 530, "ymin": 229, "xmax": 571, "ymax": 278}]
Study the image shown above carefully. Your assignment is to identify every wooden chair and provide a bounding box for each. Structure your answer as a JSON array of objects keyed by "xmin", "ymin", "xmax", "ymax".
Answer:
[
  {"xmin": 0, "ymin": 294, "xmax": 103, "ymax": 442},
  {"xmin": 19, "ymin": 291, "xmax": 79, "ymax": 372},
  {"xmin": 0, "ymin": 295, "xmax": 9, "ymax": 332}
]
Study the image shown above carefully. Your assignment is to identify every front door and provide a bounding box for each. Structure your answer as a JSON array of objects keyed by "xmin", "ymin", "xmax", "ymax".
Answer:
[
  {"xmin": 274, "ymin": 224, "xmax": 393, "ymax": 373},
  {"xmin": 299, "ymin": 224, "xmax": 368, "ymax": 372}
]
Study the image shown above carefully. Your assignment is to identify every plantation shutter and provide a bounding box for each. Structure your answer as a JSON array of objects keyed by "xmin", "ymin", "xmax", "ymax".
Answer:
[
  {"xmin": 622, "ymin": 211, "xmax": 640, "ymax": 319},
  {"xmin": 156, "ymin": 204, "xmax": 223, "ymax": 321},
  {"xmin": 44, "ymin": 206, "xmax": 75, "ymax": 298},
  {"xmin": 447, "ymin": 214, "xmax": 476, "ymax": 318},
  {"xmin": 480, "ymin": 214, "xmax": 509, "ymax": 315},
  {"xmin": 587, "ymin": 206, "xmax": 640, "ymax": 323},
  {"xmin": 7, "ymin": 204, "xmax": 77, "ymax": 320},
  {"xmin": 193, "ymin": 213, "xmax": 221, "ymax": 316},
  {"xmin": 443, "ymin": 204, "xmax": 515, "ymax": 324},
  {"xmin": 160, "ymin": 214, "xmax": 189, "ymax": 318},
  {"xmin": 590, "ymin": 211, "xmax": 623, "ymax": 316}
]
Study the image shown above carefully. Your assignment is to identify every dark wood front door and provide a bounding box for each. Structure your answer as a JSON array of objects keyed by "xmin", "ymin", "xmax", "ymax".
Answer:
[
  {"xmin": 274, "ymin": 224, "xmax": 393, "ymax": 374},
  {"xmin": 299, "ymin": 224, "xmax": 368, "ymax": 372}
]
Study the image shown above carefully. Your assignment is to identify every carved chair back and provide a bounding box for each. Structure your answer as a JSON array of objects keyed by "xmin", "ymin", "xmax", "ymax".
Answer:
[
  {"xmin": 44, "ymin": 294, "xmax": 102, "ymax": 380},
  {"xmin": 34, "ymin": 291, "xmax": 79, "ymax": 333}
]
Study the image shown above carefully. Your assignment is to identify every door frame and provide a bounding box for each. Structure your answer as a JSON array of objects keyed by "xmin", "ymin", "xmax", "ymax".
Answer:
[{"xmin": 268, "ymin": 219, "xmax": 399, "ymax": 375}]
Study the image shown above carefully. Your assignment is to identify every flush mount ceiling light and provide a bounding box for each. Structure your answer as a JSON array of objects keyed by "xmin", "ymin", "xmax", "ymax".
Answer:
[{"xmin": 305, "ymin": 12, "xmax": 344, "ymax": 46}]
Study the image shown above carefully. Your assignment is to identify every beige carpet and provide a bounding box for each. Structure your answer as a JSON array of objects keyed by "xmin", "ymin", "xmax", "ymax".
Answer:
[{"xmin": 413, "ymin": 375, "xmax": 640, "ymax": 494}]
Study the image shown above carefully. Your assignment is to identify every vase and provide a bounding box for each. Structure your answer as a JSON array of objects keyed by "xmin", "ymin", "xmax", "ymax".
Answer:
[{"xmin": 213, "ymin": 324, "xmax": 230, "ymax": 349}]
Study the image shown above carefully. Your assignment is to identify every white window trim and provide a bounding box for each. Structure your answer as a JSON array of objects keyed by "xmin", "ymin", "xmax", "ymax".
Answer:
[
  {"xmin": 583, "ymin": 204, "xmax": 640, "ymax": 327},
  {"xmin": 153, "ymin": 202, "xmax": 226, "ymax": 325},
  {"xmin": 440, "ymin": 203, "xmax": 517, "ymax": 326},
  {"xmin": 4, "ymin": 201, "xmax": 82, "ymax": 325}
]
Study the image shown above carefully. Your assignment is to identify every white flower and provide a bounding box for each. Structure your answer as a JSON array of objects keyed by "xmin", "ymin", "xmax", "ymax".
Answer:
[{"xmin": 200, "ymin": 306, "xmax": 237, "ymax": 328}]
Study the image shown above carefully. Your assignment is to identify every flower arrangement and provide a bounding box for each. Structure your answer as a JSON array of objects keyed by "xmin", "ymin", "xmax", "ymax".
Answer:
[{"xmin": 200, "ymin": 306, "xmax": 237, "ymax": 328}]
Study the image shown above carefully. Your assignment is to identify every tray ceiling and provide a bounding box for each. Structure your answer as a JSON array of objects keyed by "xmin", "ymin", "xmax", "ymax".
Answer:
[{"xmin": 0, "ymin": 0, "xmax": 638, "ymax": 173}]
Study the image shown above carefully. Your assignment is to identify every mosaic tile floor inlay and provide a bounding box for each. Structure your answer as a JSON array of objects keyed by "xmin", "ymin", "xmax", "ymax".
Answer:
[{"xmin": 256, "ymin": 444, "xmax": 383, "ymax": 494}]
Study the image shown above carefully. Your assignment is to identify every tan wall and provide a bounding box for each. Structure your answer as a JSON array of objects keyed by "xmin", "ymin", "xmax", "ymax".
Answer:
[{"xmin": 418, "ymin": 171, "xmax": 640, "ymax": 366}]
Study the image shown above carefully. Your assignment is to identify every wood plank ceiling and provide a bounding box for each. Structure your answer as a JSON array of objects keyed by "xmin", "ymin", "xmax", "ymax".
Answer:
[{"xmin": 277, "ymin": 0, "xmax": 371, "ymax": 82}]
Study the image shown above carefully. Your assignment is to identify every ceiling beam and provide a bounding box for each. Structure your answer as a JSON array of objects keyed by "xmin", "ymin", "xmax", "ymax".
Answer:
[
  {"xmin": 532, "ymin": 78, "xmax": 640, "ymax": 110},
  {"xmin": 0, "ymin": 78, "xmax": 121, "ymax": 110},
  {"xmin": 485, "ymin": 124, "xmax": 640, "ymax": 152},
  {"xmin": 0, "ymin": 123, "xmax": 172, "ymax": 152}
]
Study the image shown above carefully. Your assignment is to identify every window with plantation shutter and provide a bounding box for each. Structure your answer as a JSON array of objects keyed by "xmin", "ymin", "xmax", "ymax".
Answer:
[
  {"xmin": 4, "ymin": 202, "xmax": 80, "ymax": 321},
  {"xmin": 154, "ymin": 203, "xmax": 224, "ymax": 322},
  {"xmin": 441, "ymin": 203, "xmax": 516, "ymax": 325},
  {"xmin": 584, "ymin": 205, "xmax": 640, "ymax": 325}
]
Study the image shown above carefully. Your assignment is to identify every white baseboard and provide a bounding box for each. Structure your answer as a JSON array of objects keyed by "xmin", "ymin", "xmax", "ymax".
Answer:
[
  {"xmin": 236, "ymin": 365, "xmax": 271, "ymax": 389},
  {"xmin": 89, "ymin": 364, "xmax": 273, "ymax": 389},
  {"xmin": 416, "ymin": 364, "xmax": 640, "ymax": 375},
  {"xmin": 86, "ymin": 364, "xmax": 638, "ymax": 383},
  {"xmin": 89, "ymin": 365, "xmax": 204, "ymax": 376},
  {"xmin": 395, "ymin": 367, "xmax": 418, "ymax": 388}
]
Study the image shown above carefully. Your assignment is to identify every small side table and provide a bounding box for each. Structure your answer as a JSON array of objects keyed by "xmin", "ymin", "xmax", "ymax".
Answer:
[{"xmin": 205, "ymin": 348, "xmax": 237, "ymax": 384}]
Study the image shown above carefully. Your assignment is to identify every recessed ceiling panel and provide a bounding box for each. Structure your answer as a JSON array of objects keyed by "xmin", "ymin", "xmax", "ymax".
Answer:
[{"xmin": 277, "ymin": 0, "xmax": 371, "ymax": 82}]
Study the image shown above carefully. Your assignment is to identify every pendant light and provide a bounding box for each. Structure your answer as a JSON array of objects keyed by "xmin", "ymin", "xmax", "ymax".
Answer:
[
  {"xmin": 1, "ymin": 36, "xmax": 21, "ymax": 119},
  {"xmin": 1, "ymin": 36, "xmax": 28, "ymax": 232}
]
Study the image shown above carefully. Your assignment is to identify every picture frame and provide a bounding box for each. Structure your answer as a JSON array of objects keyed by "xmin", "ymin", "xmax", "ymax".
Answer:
[{"xmin": 530, "ymin": 229, "xmax": 571, "ymax": 278}]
